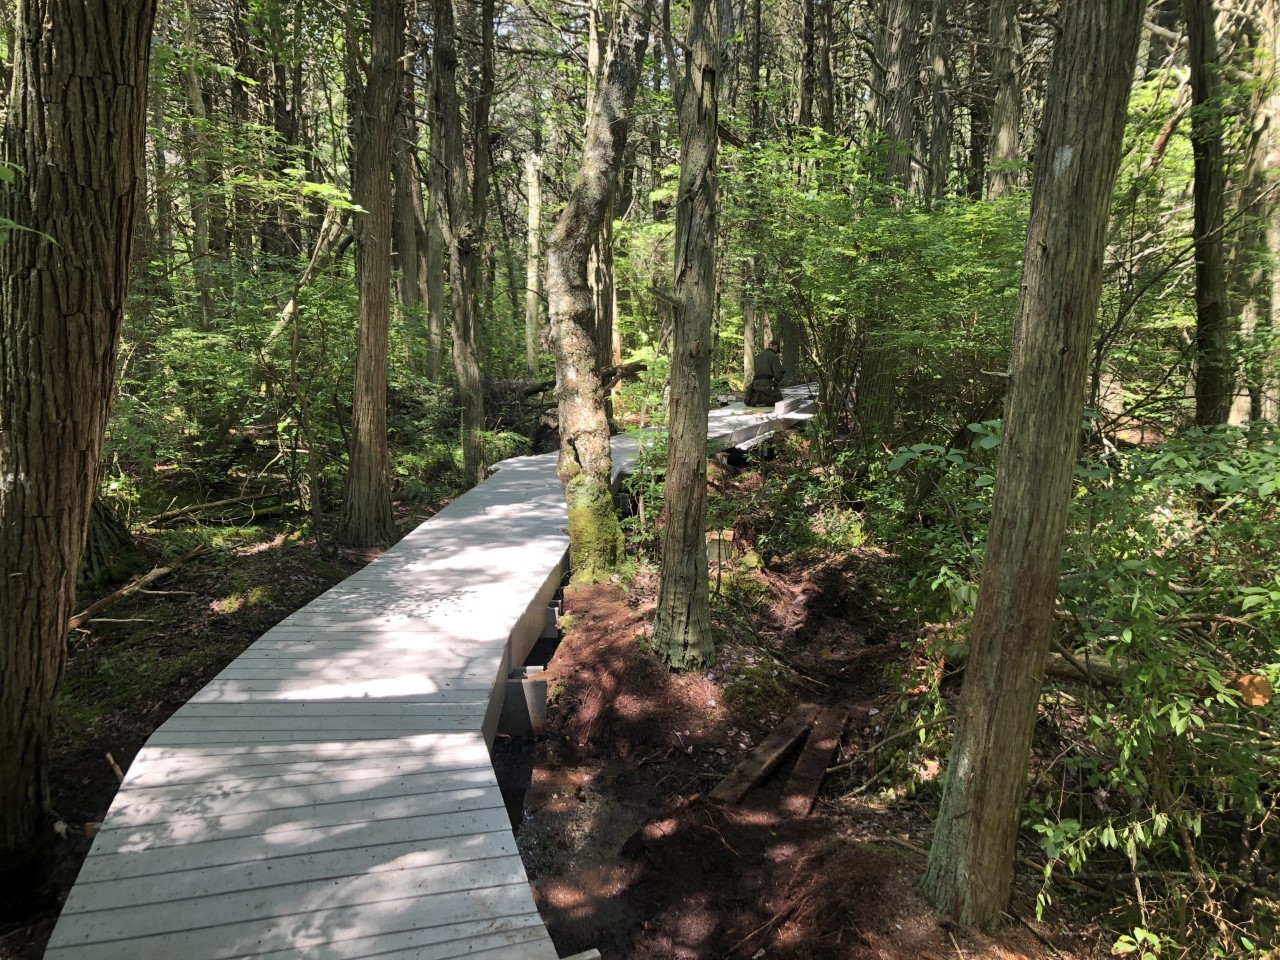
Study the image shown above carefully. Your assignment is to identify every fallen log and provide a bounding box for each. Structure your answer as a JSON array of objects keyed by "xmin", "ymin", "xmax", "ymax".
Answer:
[
  {"xmin": 145, "ymin": 492, "xmax": 281, "ymax": 526},
  {"xmin": 68, "ymin": 545, "xmax": 211, "ymax": 631}
]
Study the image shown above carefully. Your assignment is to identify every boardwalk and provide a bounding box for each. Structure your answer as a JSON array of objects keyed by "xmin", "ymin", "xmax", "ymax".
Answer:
[{"xmin": 44, "ymin": 389, "xmax": 814, "ymax": 960}]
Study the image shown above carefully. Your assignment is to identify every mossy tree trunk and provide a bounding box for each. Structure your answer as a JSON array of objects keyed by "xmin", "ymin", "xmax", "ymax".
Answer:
[
  {"xmin": 545, "ymin": 0, "xmax": 652, "ymax": 583},
  {"xmin": 651, "ymin": 0, "xmax": 719, "ymax": 671},
  {"xmin": 337, "ymin": 0, "xmax": 402, "ymax": 547},
  {"xmin": 0, "ymin": 0, "xmax": 156, "ymax": 860},
  {"xmin": 921, "ymin": 0, "xmax": 1146, "ymax": 929}
]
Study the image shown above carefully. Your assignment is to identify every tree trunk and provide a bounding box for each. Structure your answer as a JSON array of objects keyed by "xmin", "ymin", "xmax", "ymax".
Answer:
[
  {"xmin": 336, "ymin": 0, "xmax": 402, "ymax": 547},
  {"xmin": 921, "ymin": 0, "xmax": 1146, "ymax": 930},
  {"xmin": 856, "ymin": 0, "xmax": 923, "ymax": 446},
  {"xmin": 1186, "ymin": 0, "xmax": 1235, "ymax": 427},
  {"xmin": 926, "ymin": 0, "xmax": 951, "ymax": 201},
  {"xmin": 183, "ymin": 0, "xmax": 217, "ymax": 329},
  {"xmin": 525, "ymin": 147, "xmax": 544, "ymax": 376},
  {"xmin": 432, "ymin": 0, "xmax": 487, "ymax": 485},
  {"xmin": 1230, "ymin": 0, "xmax": 1276, "ymax": 423},
  {"xmin": 393, "ymin": 20, "xmax": 429, "ymax": 368},
  {"xmin": 652, "ymin": 0, "xmax": 720, "ymax": 670},
  {"xmin": 965, "ymin": 1, "xmax": 991, "ymax": 199},
  {"xmin": 546, "ymin": 0, "xmax": 652, "ymax": 583},
  {"xmin": 425, "ymin": 98, "xmax": 447, "ymax": 383},
  {"xmin": 987, "ymin": 0, "xmax": 1021, "ymax": 197},
  {"xmin": 0, "ymin": 0, "xmax": 156, "ymax": 860}
]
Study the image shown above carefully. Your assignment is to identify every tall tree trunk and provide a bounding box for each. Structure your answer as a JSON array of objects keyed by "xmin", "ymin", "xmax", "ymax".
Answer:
[
  {"xmin": 1230, "ymin": 0, "xmax": 1276, "ymax": 423},
  {"xmin": 183, "ymin": 0, "xmax": 216, "ymax": 329},
  {"xmin": 336, "ymin": 0, "xmax": 402, "ymax": 546},
  {"xmin": 546, "ymin": 0, "xmax": 652, "ymax": 583},
  {"xmin": 432, "ymin": 0, "xmax": 487, "ymax": 485},
  {"xmin": 0, "ymin": 0, "xmax": 156, "ymax": 860},
  {"xmin": 815, "ymin": 0, "xmax": 835, "ymax": 134},
  {"xmin": 799, "ymin": 0, "xmax": 815, "ymax": 127},
  {"xmin": 1186, "ymin": 0, "xmax": 1235, "ymax": 426},
  {"xmin": 525, "ymin": 146, "xmax": 544, "ymax": 375},
  {"xmin": 652, "ymin": 0, "xmax": 720, "ymax": 670},
  {"xmin": 965, "ymin": 0, "xmax": 991, "ymax": 199},
  {"xmin": 393, "ymin": 22, "xmax": 429, "ymax": 367},
  {"xmin": 425, "ymin": 96, "xmax": 447, "ymax": 383},
  {"xmin": 921, "ymin": 0, "xmax": 1146, "ymax": 930},
  {"xmin": 987, "ymin": 0, "xmax": 1021, "ymax": 197},
  {"xmin": 856, "ymin": 0, "xmax": 923, "ymax": 446},
  {"xmin": 926, "ymin": 0, "xmax": 952, "ymax": 200},
  {"xmin": 470, "ymin": 0, "xmax": 495, "ymax": 342}
]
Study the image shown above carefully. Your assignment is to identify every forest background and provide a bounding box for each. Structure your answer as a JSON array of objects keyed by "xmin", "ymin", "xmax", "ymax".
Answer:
[{"xmin": 2, "ymin": 0, "xmax": 1280, "ymax": 956}]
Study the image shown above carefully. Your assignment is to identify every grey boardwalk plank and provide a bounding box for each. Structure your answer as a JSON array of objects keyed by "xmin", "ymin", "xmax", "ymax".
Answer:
[{"xmin": 45, "ymin": 397, "xmax": 816, "ymax": 959}]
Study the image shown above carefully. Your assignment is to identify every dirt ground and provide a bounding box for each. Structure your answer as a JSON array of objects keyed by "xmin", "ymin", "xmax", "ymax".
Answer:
[{"xmin": 518, "ymin": 568, "xmax": 1113, "ymax": 960}]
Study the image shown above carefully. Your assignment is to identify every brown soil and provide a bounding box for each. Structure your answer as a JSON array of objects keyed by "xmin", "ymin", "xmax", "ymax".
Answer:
[{"xmin": 522, "ymin": 565, "xmax": 1111, "ymax": 960}]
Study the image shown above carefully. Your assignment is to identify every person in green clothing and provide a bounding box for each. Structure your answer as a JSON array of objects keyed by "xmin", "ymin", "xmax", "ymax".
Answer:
[{"xmin": 745, "ymin": 339, "xmax": 785, "ymax": 406}]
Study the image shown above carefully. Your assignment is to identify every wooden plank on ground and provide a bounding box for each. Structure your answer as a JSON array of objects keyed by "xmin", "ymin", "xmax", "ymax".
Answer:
[
  {"xmin": 709, "ymin": 714, "xmax": 810, "ymax": 803},
  {"xmin": 779, "ymin": 706, "xmax": 847, "ymax": 818}
]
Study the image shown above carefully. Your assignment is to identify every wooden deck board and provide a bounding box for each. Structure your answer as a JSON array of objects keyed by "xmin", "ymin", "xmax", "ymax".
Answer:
[{"xmin": 46, "ymin": 397, "xmax": 817, "ymax": 959}]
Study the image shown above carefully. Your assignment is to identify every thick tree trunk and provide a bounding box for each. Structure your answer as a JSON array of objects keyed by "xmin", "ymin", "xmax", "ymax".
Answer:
[
  {"xmin": 336, "ymin": 0, "xmax": 402, "ymax": 546},
  {"xmin": 1186, "ymin": 0, "xmax": 1235, "ymax": 427},
  {"xmin": 0, "ymin": 0, "xmax": 156, "ymax": 860},
  {"xmin": 525, "ymin": 148, "xmax": 544, "ymax": 376},
  {"xmin": 867, "ymin": 0, "xmax": 922, "ymax": 188},
  {"xmin": 432, "ymin": 0, "xmax": 487, "ymax": 485},
  {"xmin": 652, "ymin": 0, "xmax": 720, "ymax": 670},
  {"xmin": 987, "ymin": 0, "xmax": 1021, "ymax": 197},
  {"xmin": 921, "ymin": 0, "xmax": 1146, "ymax": 930},
  {"xmin": 546, "ymin": 0, "xmax": 651, "ymax": 583}
]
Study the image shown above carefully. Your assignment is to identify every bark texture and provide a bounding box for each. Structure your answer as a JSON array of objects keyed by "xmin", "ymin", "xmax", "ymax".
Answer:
[
  {"xmin": 987, "ymin": 0, "xmax": 1021, "ymax": 197},
  {"xmin": 921, "ymin": 0, "xmax": 1146, "ymax": 930},
  {"xmin": 545, "ymin": 0, "xmax": 651, "ymax": 582},
  {"xmin": 652, "ymin": 0, "xmax": 720, "ymax": 670},
  {"xmin": 0, "ymin": 0, "xmax": 157, "ymax": 858},
  {"xmin": 432, "ymin": 0, "xmax": 487, "ymax": 485},
  {"xmin": 525, "ymin": 149, "xmax": 544, "ymax": 376},
  {"xmin": 337, "ymin": 0, "xmax": 402, "ymax": 546},
  {"xmin": 1186, "ymin": 0, "xmax": 1235, "ymax": 426}
]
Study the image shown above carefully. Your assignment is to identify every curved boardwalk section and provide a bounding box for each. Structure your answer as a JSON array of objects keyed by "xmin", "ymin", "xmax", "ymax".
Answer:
[{"xmin": 45, "ymin": 390, "xmax": 814, "ymax": 960}]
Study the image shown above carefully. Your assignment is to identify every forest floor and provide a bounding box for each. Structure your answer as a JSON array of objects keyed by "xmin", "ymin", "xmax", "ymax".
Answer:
[
  {"xmin": 505, "ymin": 555, "xmax": 1113, "ymax": 960},
  {"xmin": 0, "ymin": 466, "xmax": 1110, "ymax": 960}
]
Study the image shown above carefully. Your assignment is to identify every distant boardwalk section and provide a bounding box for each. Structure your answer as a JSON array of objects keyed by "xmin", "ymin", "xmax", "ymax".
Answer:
[{"xmin": 44, "ymin": 386, "xmax": 814, "ymax": 960}]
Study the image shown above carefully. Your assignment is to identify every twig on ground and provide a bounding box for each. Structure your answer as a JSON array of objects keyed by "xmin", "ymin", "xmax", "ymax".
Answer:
[
  {"xmin": 827, "ymin": 716, "xmax": 950, "ymax": 775},
  {"xmin": 727, "ymin": 896, "xmax": 807, "ymax": 955}
]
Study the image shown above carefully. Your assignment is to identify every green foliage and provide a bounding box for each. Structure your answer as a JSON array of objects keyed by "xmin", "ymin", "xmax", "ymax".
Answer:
[
  {"xmin": 720, "ymin": 133, "xmax": 1026, "ymax": 457},
  {"xmin": 884, "ymin": 423, "xmax": 1280, "ymax": 955}
]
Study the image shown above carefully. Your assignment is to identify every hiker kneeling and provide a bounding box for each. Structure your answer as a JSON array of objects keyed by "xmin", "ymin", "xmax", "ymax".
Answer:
[{"xmin": 745, "ymin": 339, "xmax": 784, "ymax": 407}]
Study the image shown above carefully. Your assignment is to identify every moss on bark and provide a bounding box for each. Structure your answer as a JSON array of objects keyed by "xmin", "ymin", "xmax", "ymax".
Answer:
[{"xmin": 566, "ymin": 473, "xmax": 624, "ymax": 584}]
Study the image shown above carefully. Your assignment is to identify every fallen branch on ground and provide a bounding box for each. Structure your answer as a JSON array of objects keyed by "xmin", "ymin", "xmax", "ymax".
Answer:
[
  {"xmin": 145, "ymin": 493, "xmax": 281, "ymax": 525},
  {"xmin": 68, "ymin": 545, "xmax": 211, "ymax": 630}
]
